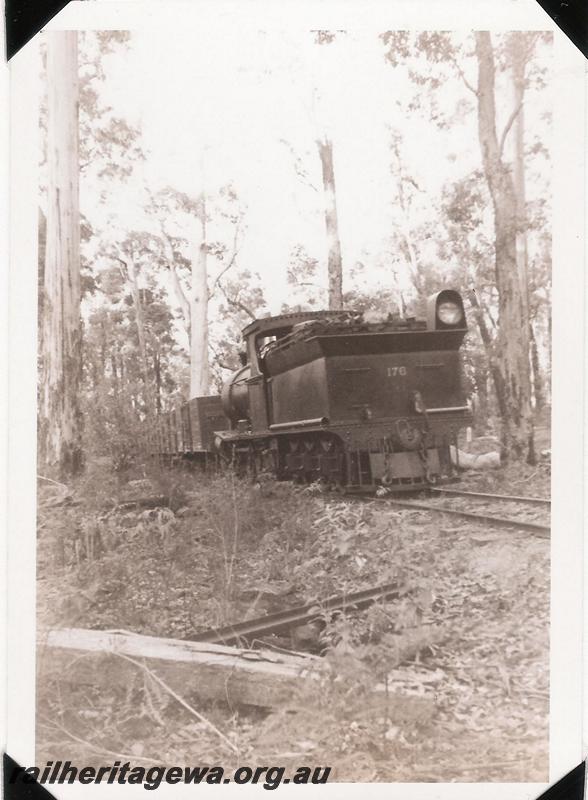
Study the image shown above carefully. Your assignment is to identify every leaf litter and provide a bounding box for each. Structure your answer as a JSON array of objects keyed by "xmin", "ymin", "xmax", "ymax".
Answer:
[{"xmin": 36, "ymin": 464, "xmax": 549, "ymax": 782}]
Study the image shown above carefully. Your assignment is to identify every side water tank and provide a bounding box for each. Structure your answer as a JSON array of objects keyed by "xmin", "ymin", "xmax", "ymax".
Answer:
[{"xmin": 221, "ymin": 364, "xmax": 251, "ymax": 423}]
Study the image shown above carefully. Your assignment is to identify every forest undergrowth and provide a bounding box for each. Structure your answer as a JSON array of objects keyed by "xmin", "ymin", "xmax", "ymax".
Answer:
[{"xmin": 36, "ymin": 451, "xmax": 550, "ymax": 783}]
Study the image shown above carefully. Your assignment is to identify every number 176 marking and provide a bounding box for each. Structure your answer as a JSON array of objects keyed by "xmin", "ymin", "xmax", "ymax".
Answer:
[{"xmin": 387, "ymin": 366, "xmax": 407, "ymax": 377}]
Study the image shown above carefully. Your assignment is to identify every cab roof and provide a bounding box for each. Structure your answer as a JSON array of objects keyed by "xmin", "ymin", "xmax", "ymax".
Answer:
[{"xmin": 241, "ymin": 310, "xmax": 350, "ymax": 339}]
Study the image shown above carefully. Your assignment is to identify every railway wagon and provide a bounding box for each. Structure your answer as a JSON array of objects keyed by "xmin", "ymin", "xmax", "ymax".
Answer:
[{"xmin": 145, "ymin": 395, "xmax": 228, "ymax": 465}]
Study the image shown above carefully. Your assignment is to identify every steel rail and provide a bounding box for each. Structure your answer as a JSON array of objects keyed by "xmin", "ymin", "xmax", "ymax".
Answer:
[
  {"xmin": 430, "ymin": 487, "xmax": 551, "ymax": 506},
  {"xmin": 189, "ymin": 581, "xmax": 402, "ymax": 645},
  {"xmin": 382, "ymin": 497, "xmax": 550, "ymax": 537}
]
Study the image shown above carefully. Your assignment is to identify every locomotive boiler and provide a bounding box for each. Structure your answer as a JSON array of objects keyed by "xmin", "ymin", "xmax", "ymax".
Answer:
[{"xmin": 213, "ymin": 289, "xmax": 472, "ymax": 491}]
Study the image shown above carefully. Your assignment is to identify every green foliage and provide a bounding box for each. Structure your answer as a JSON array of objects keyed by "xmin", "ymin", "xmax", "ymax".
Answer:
[
  {"xmin": 282, "ymin": 245, "xmax": 325, "ymax": 311},
  {"xmin": 81, "ymin": 379, "xmax": 146, "ymax": 471},
  {"xmin": 78, "ymin": 31, "xmax": 145, "ymax": 179}
]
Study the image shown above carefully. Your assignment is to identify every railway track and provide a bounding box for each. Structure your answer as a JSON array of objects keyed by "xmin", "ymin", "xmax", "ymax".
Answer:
[
  {"xmin": 188, "ymin": 486, "xmax": 549, "ymax": 647},
  {"xmin": 378, "ymin": 487, "xmax": 550, "ymax": 537},
  {"xmin": 429, "ymin": 486, "xmax": 550, "ymax": 507},
  {"xmin": 189, "ymin": 581, "xmax": 403, "ymax": 646}
]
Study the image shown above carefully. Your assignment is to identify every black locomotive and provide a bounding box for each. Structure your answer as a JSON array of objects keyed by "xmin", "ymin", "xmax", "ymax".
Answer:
[{"xmin": 145, "ymin": 289, "xmax": 472, "ymax": 492}]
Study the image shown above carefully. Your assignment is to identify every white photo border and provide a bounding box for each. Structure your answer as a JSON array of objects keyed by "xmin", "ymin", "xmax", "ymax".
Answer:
[{"xmin": 5, "ymin": 1, "xmax": 586, "ymax": 797}]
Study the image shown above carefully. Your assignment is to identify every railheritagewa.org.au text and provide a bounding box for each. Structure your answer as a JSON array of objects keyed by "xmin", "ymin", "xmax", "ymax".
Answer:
[{"xmin": 9, "ymin": 761, "xmax": 332, "ymax": 790}]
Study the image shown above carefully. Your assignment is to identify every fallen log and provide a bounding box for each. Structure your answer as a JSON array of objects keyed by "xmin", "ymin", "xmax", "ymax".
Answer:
[
  {"xmin": 38, "ymin": 628, "xmax": 435, "ymax": 720},
  {"xmin": 38, "ymin": 628, "xmax": 320, "ymax": 710}
]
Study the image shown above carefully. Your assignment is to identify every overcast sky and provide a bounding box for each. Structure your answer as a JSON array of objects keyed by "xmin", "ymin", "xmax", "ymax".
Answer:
[{"xmin": 79, "ymin": 24, "xmax": 551, "ymax": 314}]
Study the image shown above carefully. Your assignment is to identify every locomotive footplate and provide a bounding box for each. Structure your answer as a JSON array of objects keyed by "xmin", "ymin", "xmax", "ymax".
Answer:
[{"xmin": 213, "ymin": 418, "xmax": 461, "ymax": 492}]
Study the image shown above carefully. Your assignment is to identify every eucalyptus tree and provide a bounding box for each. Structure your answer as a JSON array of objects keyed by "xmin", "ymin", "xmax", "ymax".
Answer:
[
  {"xmin": 147, "ymin": 185, "xmax": 245, "ymax": 398},
  {"xmin": 381, "ymin": 30, "xmax": 550, "ymax": 462},
  {"xmin": 39, "ymin": 31, "xmax": 83, "ymax": 477}
]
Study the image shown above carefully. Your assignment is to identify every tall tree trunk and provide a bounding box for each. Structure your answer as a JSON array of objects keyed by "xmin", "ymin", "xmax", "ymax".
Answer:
[
  {"xmin": 529, "ymin": 322, "xmax": 545, "ymax": 411},
  {"xmin": 391, "ymin": 138, "xmax": 423, "ymax": 298},
  {"xmin": 190, "ymin": 194, "xmax": 210, "ymax": 397},
  {"xmin": 317, "ymin": 137, "xmax": 343, "ymax": 309},
  {"xmin": 511, "ymin": 39, "xmax": 538, "ymax": 417},
  {"xmin": 474, "ymin": 32, "xmax": 535, "ymax": 464},
  {"xmin": 512, "ymin": 50, "xmax": 529, "ymax": 316},
  {"xmin": 154, "ymin": 352, "xmax": 162, "ymax": 413},
  {"xmin": 123, "ymin": 258, "xmax": 153, "ymax": 413},
  {"xmin": 38, "ymin": 208, "xmax": 47, "ymax": 333},
  {"xmin": 467, "ymin": 289, "xmax": 508, "ymax": 422},
  {"xmin": 39, "ymin": 31, "xmax": 83, "ymax": 477},
  {"xmin": 473, "ymin": 365, "xmax": 489, "ymax": 434},
  {"xmin": 110, "ymin": 353, "xmax": 118, "ymax": 392}
]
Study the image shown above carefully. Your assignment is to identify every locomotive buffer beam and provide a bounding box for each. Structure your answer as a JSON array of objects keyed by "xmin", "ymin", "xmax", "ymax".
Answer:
[{"xmin": 189, "ymin": 581, "xmax": 403, "ymax": 646}]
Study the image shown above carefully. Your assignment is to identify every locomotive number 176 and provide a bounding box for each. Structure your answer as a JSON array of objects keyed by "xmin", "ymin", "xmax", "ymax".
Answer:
[{"xmin": 386, "ymin": 366, "xmax": 407, "ymax": 377}]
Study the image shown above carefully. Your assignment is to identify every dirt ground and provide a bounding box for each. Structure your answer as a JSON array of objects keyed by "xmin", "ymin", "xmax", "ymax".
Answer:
[{"xmin": 36, "ymin": 455, "xmax": 550, "ymax": 783}]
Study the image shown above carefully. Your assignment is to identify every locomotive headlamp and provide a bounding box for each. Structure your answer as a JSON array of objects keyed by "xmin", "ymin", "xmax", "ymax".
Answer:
[
  {"xmin": 426, "ymin": 289, "xmax": 466, "ymax": 330},
  {"xmin": 437, "ymin": 301, "xmax": 463, "ymax": 326}
]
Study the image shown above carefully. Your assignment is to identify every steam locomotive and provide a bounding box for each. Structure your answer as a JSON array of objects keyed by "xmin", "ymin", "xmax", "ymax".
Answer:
[{"xmin": 145, "ymin": 289, "xmax": 472, "ymax": 492}]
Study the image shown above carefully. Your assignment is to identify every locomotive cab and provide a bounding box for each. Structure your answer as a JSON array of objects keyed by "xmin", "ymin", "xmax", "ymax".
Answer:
[{"xmin": 221, "ymin": 310, "xmax": 351, "ymax": 430}]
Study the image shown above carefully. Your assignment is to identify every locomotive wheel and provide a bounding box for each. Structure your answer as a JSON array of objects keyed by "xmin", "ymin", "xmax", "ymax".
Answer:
[
  {"xmin": 278, "ymin": 432, "xmax": 347, "ymax": 487},
  {"xmin": 323, "ymin": 436, "xmax": 346, "ymax": 490},
  {"xmin": 218, "ymin": 441, "xmax": 235, "ymax": 470}
]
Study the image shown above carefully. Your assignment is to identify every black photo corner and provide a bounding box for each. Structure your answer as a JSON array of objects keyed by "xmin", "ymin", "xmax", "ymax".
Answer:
[
  {"xmin": 4, "ymin": 756, "xmax": 57, "ymax": 800},
  {"xmin": 5, "ymin": 0, "xmax": 70, "ymax": 59},
  {"xmin": 3, "ymin": 0, "xmax": 588, "ymax": 58}
]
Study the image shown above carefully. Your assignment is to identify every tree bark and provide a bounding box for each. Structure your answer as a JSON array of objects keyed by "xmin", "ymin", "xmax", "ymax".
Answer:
[
  {"xmin": 529, "ymin": 321, "xmax": 545, "ymax": 411},
  {"xmin": 154, "ymin": 352, "xmax": 162, "ymax": 413},
  {"xmin": 317, "ymin": 138, "xmax": 343, "ymax": 309},
  {"xmin": 467, "ymin": 289, "xmax": 508, "ymax": 423},
  {"xmin": 119, "ymin": 256, "xmax": 153, "ymax": 413},
  {"xmin": 110, "ymin": 353, "xmax": 118, "ymax": 392},
  {"xmin": 511, "ymin": 38, "xmax": 541, "ymax": 420},
  {"xmin": 512, "ymin": 46, "xmax": 529, "ymax": 326},
  {"xmin": 190, "ymin": 194, "xmax": 211, "ymax": 397},
  {"xmin": 39, "ymin": 31, "xmax": 83, "ymax": 477},
  {"xmin": 474, "ymin": 32, "xmax": 535, "ymax": 464},
  {"xmin": 473, "ymin": 365, "xmax": 488, "ymax": 434}
]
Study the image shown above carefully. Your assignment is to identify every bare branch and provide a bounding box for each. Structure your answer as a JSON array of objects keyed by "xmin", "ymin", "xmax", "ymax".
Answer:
[
  {"xmin": 38, "ymin": 713, "xmax": 159, "ymax": 764},
  {"xmin": 112, "ymin": 254, "xmax": 127, "ymax": 279},
  {"xmin": 218, "ymin": 282, "xmax": 256, "ymax": 320},
  {"xmin": 499, "ymin": 99, "xmax": 524, "ymax": 157},
  {"xmin": 208, "ymin": 223, "xmax": 242, "ymax": 300},
  {"xmin": 37, "ymin": 474, "xmax": 69, "ymax": 489},
  {"xmin": 279, "ymin": 139, "xmax": 319, "ymax": 193},
  {"xmin": 114, "ymin": 652, "xmax": 239, "ymax": 755},
  {"xmin": 209, "ymin": 344, "xmax": 236, "ymax": 371},
  {"xmin": 167, "ymin": 263, "xmax": 191, "ymax": 325},
  {"xmin": 448, "ymin": 54, "xmax": 478, "ymax": 95},
  {"xmin": 145, "ymin": 191, "xmax": 191, "ymax": 322}
]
